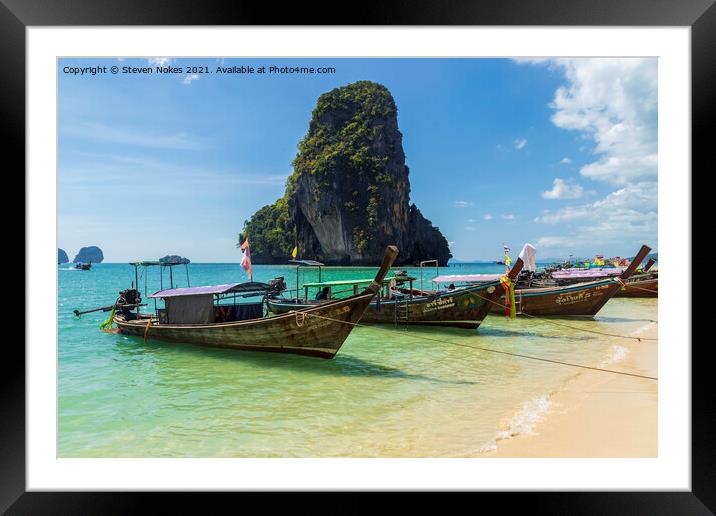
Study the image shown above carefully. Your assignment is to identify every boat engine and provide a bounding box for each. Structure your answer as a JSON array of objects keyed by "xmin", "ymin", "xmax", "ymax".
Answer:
[
  {"xmin": 268, "ymin": 277, "xmax": 287, "ymax": 294},
  {"xmin": 118, "ymin": 288, "xmax": 141, "ymax": 307}
]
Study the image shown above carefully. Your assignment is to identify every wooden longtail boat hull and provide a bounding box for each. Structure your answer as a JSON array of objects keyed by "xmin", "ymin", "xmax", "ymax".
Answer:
[
  {"xmin": 615, "ymin": 276, "xmax": 658, "ymax": 298},
  {"xmin": 115, "ymin": 291, "xmax": 374, "ymax": 359},
  {"xmin": 267, "ymin": 281, "xmax": 505, "ymax": 330},
  {"xmin": 489, "ymin": 278, "xmax": 623, "ymax": 317},
  {"xmin": 490, "ymin": 245, "xmax": 653, "ymax": 316},
  {"xmin": 113, "ymin": 245, "xmax": 399, "ymax": 359}
]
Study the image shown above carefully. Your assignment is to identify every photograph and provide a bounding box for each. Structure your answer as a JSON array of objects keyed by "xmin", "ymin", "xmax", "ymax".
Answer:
[{"xmin": 57, "ymin": 56, "xmax": 659, "ymax": 459}]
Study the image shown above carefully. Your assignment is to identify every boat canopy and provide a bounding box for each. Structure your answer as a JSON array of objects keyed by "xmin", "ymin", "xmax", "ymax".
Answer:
[
  {"xmin": 289, "ymin": 259, "xmax": 325, "ymax": 266},
  {"xmin": 150, "ymin": 281, "xmax": 271, "ymax": 298},
  {"xmin": 432, "ymin": 273, "xmax": 502, "ymax": 283},
  {"xmin": 302, "ymin": 275, "xmax": 415, "ymax": 289},
  {"xmin": 552, "ymin": 267, "xmax": 625, "ymax": 279},
  {"xmin": 130, "ymin": 260, "xmax": 187, "ymax": 267}
]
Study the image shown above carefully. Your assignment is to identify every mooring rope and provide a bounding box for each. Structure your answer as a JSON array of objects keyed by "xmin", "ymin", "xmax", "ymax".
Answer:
[
  {"xmin": 620, "ymin": 283, "xmax": 659, "ymax": 294},
  {"xmin": 143, "ymin": 318, "xmax": 152, "ymax": 344},
  {"xmin": 287, "ymin": 310, "xmax": 658, "ymax": 381},
  {"xmin": 467, "ymin": 289, "xmax": 658, "ymax": 342}
]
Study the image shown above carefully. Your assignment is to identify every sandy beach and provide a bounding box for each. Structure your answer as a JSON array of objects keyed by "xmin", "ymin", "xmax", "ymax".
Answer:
[{"xmin": 487, "ymin": 321, "xmax": 658, "ymax": 458}]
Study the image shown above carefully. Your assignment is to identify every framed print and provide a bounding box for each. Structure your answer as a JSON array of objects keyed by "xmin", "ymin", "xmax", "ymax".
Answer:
[{"xmin": 5, "ymin": 0, "xmax": 711, "ymax": 511}]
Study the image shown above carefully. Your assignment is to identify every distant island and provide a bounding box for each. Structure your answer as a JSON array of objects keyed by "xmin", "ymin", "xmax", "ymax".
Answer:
[
  {"xmin": 159, "ymin": 255, "xmax": 191, "ymax": 264},
  {"xmin": 73, "ymin": 246, "xmax": 104, "ymax": 263},
  {"xmin": 241, "ymin": 81, "xmax": 451, "ymax": 266},
  {"xmin": 58, "ymin": 248, "xmax": 69, "ymax": 264}
]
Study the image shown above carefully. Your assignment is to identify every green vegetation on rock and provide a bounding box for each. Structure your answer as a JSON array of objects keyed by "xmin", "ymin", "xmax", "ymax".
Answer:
[
  {"xmin": 239, "ymin": 196, "xmax": 295, "ymax": 262},
  {"xmin": 240, "ymin": 80, "xmax": 451, "ymax": 265}
]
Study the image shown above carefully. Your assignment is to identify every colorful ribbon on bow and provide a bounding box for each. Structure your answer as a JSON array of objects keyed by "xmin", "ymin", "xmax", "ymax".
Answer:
[
  {"xmin": 613, "ymin": 277, "xmax": 627, "ymax": 291},
  {"xmin": 500, "ymin": 275, "xmax": 516, "ymax": 319},
  {"xmin": 99, "ymin": 305, "xmax": 116, "ymax": 330}
]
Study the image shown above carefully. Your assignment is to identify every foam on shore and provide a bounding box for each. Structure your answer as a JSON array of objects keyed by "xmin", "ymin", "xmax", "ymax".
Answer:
[{"xmin": 478, "ymin": 394, "xmax": 554, "ymax": 453}]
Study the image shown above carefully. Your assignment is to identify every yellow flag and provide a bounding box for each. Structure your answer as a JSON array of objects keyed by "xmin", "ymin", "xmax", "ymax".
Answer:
[{"xmin": 291, "ymin": 246, "xmax": 298, "ymax": 259}]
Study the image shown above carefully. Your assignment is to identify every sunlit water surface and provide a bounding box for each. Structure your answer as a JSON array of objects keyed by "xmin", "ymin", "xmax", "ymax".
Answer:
[{"xmin": 58, "ymin": 262, "xmax": 657, "ymax": 457}]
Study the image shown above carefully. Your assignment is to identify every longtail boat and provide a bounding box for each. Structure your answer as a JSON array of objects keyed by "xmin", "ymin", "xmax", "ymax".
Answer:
[
  {"xmin": 75, "ymin": 262, "xmax": 91, "ymax": 270},
  {"xmin": 266, "ymin": 247, "xmax": 527, "ymax": 330},
  {"xmin": 106, "ymin": 246, "xmax": 398, "ymax": 359},
  {"xmin": 487, "ymin": 245, "xmax": 652, "ymax": 316},
  {"xmin": 522, "ymin": 255, "xmax": 658, "ymax": 298},
  {"xmin": 614, "ymin": 272, "xmax": 658, "ymax": 298}
]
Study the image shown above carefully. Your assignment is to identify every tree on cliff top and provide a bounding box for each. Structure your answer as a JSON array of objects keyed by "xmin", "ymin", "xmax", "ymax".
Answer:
[{"xmin": 288, "ymin": 80, "xmax": 397, "ymax": 197}]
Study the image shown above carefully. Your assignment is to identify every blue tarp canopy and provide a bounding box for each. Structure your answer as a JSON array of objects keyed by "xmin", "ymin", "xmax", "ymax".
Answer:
[{"xmin": 289, "ymin": 259, "xmax": 325, "ymax": 266}]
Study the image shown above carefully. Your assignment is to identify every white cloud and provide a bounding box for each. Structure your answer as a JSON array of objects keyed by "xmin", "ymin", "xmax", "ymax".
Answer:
[
  {"xmin": 483, "ymin": 214, "xmax": 493, "ymax": 220},
  {"xmin": 183, "ymin": 73, "xmax": 199, "ymax": 85},
  {"xmin": 464, "ymin": 226, "xmax": 476, "ymax": 231},
  {"xmin": 148, "ymin": 57, "xmax": 173, "ymax": 67},
  {"xmin": 501, "ymin": 214, "xmax": 516, "ymax": 223},
  {"xmin": 513, "ymin": 138, "xmax": 527, "ymax": 150},
  {"xmin": 546, "ymin": 58, "xmax": 657, "ymax": 186},
  {"xmin": 541, "ymin": 178, "xmax": 584, "ymax": 200},
  {"xmin": 518, "ymin": 58, "xmax": 657, "ymax": 250},
  {"xmin": 534, "ymin": 182, "xmax": 657, "ymax": 251},
  {"xmin": 454, "ymin": 200, "xmax": 474, "ymax": 208},
  {"xmin": 467, "ymin": 218, "xmax": 476, "ymax": 223},
  {"xmin": 560, "ymin": 157, "xmax": 572, "ymax": 164}
]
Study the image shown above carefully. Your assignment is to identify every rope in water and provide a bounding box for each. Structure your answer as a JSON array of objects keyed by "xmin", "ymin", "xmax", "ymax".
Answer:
[
  {"xmin": 143, "ymin": 318, "xmax": 151, "ymax": 343},
  {"xmin": 289, "ymin": 310, "xmax": 658, "ymax": 381}
]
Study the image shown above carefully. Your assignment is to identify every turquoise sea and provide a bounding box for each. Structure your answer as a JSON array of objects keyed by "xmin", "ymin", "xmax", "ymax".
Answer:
[{"xmin": 58, "ymin": 262, "xmax": 657, "ymax": 457}]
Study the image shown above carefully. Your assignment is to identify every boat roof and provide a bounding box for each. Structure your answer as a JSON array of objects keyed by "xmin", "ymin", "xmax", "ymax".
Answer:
[
  {"xmin": 289, "ymin": 259, "xmax": 325, "ymax": 266},
  {"xmin": 432, "ymin": 273, "xmax": 502, "ymax": 283},
  {"xmin": 552, "ymin": 267, "xmax": 625, "ymax": 278},
  {"xmin": 302, "ymin": 275, "xmax": 416, "ymax": 288},
  {"xmin": 150, "ymin": 281, "xmax": 271, "ymax": 298}
]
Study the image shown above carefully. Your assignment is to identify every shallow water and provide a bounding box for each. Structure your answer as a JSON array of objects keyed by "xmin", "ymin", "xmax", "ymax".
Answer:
[{"xmin": 58, "ymin": 262, "xmax": 657, "ymax": 457}]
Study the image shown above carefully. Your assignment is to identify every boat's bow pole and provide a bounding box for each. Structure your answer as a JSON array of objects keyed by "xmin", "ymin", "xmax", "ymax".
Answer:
[
  {"xmin": 643, "ymin": 257, "xmax": 657, "ymax": 272},
  {"xmin": 619, "ymin": 245, "xmax": 652, "ymax": 281},
  {"xmin": 364, "ymin": 245, "xmax": 400, "ymax": 295},
  {"xmin": 507, "ymin": 252, "xmax": 526, "ymax": 280}
]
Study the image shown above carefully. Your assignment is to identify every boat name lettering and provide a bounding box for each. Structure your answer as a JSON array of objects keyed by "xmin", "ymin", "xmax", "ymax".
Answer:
[
  {"xmin": 555, "ymin": 289, "xmax": 604, "ymax": 305},
  {"xmin": 424, "ymin": 296, "xmax": 456, "ymax": 313}
]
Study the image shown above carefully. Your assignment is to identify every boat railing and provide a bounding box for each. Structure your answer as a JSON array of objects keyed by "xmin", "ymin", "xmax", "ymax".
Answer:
[{"xmin": 418, "ymin": 259, "xmax": 440, "ymax": 293}]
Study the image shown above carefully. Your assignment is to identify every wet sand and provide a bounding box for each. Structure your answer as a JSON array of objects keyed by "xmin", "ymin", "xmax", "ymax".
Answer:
[{"xmin": 487, "ymin": 322, "xmax": 658, "ymax": 458}]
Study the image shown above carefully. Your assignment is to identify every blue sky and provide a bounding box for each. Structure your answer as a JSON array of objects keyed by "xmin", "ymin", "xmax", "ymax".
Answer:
[{"xmin": 58, "ymin": 57, "xmax": 657, "ymax": 262}]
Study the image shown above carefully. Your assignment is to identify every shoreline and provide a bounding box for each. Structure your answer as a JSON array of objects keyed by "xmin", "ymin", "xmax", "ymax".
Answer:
[{"xmin": 485, "ymin": 320, "xmax": 658, "ymax": 458}]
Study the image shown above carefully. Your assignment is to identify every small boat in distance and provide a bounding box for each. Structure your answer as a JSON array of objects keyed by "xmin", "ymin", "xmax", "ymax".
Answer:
[
  {"xmin": 75, "ymin": 262, "xmax": 91, "ymax": 270},
  {"xmin": 109, "ymin": 246, "xmax": 399, "ymax": 359}
]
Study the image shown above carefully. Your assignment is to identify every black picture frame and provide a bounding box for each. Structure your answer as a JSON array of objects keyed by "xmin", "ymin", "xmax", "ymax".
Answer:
[{"xmin": 4, "ymin": 0, "xmax": 709, "ymax": 511}]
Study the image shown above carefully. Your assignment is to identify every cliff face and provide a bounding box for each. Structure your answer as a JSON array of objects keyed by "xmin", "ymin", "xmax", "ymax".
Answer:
[
  {"xmin": 243, "ymin": 81, "xmax": 451, "ymax": 266},
  {"xmin": 58, "ymin": 248, "xmax": 69, "ymax": 264},
  {"xmin": 73, "ymin": 246, "xmax": 104, "ymax": 263}
]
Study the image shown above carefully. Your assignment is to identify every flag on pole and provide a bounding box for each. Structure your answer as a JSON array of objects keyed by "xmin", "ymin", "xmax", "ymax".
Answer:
[
  {"xmin": 291, "ymin": 245, "xmax": 298, "ymax": 259},
  {"xmin": 240, "ymin": 237, "xmax": 252, "ymax": 280}
]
